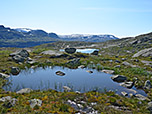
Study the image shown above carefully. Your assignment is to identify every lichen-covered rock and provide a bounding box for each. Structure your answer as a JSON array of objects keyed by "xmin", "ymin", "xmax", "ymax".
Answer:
[
  {"xmin": 65, "ymin": 48, "xmax": 76, "ymax": 54},
  {"xmin": 111, "ymin": 75, "xmax": 127, "ymax": 82},
  {"xmin": 0, "ymin": 96, "xmax": 17, "ymax": 108},
  {"xmin": 29, "ymin": 99, "xmax": 42, "ymax": 108}
]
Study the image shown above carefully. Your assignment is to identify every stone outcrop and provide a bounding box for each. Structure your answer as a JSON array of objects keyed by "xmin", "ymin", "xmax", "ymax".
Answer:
[
  {"xmin": 102, "ymin": 70, "xmax": 114, "ymax": 74},
  {"xmin": 144, "ymin": 80, "xmax": 151, "ymax": 89},
  {"xmin": 29, "ymin": 99, "xmax": 42, "ymax": 108},
  {"xmin": 132, "ymin": 48, "xmax": 152, "ymax": 57},
  {"xmin": 0, "ymin": 96, "xmax": 17, "ymax": 108}
]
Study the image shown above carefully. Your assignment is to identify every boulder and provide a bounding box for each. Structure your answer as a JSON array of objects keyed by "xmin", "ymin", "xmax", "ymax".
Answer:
[
  {"xmin": 65, "ymin": 48, "xmax": 76, "ymax": 54},
  {"xmin": 56, "ymin": 71, "xmax": 65, "ymax": 76},
  {"xmin": 132, "ymin": 48, "xmax": 152, "ymax": 57},
  {"xmin": 102, "ymin": 70, "xmax": 114, "ymax": 74},
  {"xmin": 0, "ymin": 96, "xmax": 17, "ymax": 108},
  {"xmin": 12, "ymin": 55, "xmax": 26, "ymax": 63},
  {"xmin": 29, "ymin": 99, "xmax": 42, "ymax": 108},
  {"xmin": 0, "ymin": 73, "xmax": 10, "ymax": 78},
  {"xmin": 114, "ymin": 65, "xmax": 121, "ymax": 68},
  {"xmin": 91, "ymin": 50, "xmax": 99, "ymax": 55},
  {"xmin": 111, "ymin": 75, "xmax": 127, "ymax": 82},
  {"xmin": 144, "ymin": 80, "xmax": 151, "ymax": 89},
  {"xmin": 16, "ymin": 88, "xmax": 33, "ymax": 94},
  {"xmin": 11, "ymin": 67, "xmax": 20, "ymax": 75}
]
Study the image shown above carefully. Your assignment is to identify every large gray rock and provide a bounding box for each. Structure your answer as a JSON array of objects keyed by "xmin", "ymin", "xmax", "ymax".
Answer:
[
  {"xmin": 141, "ymin": 60, "xmax": 152, "ymax": 66},
  {"xmin": 111, "ymin": 75, "xmax": 127, "ymax": 82},
  {"xmin": 29, "ymin": 99, "xmax": 42, "ymax": 108},
  {"xmin": 0, "ymin": 96, "xmax": 17, "ymax": 108},
  {"xmin": 132, "ymin": 48, "xmax": 152, "ymax": 57},
  {"xmin": 144, "ymin": 80, "xmax": 151, "ymax": 89},
  {"xmin": 10, "ymin": 49, "xmax": 29, "ymax": 63},
  {"xmin": 11, "ymin": 67, "xmax": 20, "ymax": 75},
  {"xmin": 16, "ymin": 88, "xmax": 33, "ymax": 94},
  {"xmin": 0, "ymin": 73, "xmax": 10, "ymax": 78},
  {"xmin": 65, "ymin": 48, "xmax": 76, "ymax": 54},
  {"xmin": 135, "ymin": 94, "xmax": 148, "ymax": 101}
]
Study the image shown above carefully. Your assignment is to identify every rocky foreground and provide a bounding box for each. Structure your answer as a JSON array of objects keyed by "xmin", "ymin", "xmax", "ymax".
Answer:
[{"xmin": 0, "ymin": 32, "xmax": 152, "ymax": 113}]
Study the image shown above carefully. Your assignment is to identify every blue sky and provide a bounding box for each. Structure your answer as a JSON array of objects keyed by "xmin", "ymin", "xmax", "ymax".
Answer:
[{"xmin": 0, "ymin": 0, "xmax": 152, "ymax": 38}]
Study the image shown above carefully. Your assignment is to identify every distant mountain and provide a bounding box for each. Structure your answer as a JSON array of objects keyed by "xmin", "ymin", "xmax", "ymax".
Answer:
[
  {"xmin": 59, "ymin": 34, "xmax": 118, "ymax": 42},
  {"xmin": 0, "ymin": 25, "xmax": 119, "ymax": 47}
]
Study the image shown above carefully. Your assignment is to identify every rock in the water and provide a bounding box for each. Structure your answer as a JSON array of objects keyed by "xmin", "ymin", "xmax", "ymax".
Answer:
[
  {"xmin": 86, "ymin": 70, "xmax": 93, "ymax": 73},
  {"xmin": 0, "ymin": 96, "xmax": 17, "ymax": 108},
  {"xmin": 56, "ymin": 71, "xmax": 65, "ymax": 76},
  {"xmin": 132, "ymin": 48, "xmax": 152, "ymax": 57},
  {"xmin": 121, "ymin": 91, "xmax": 128, "ymax": 96},
  {"xmin": 111, "ymin": 75, "xmax": 127, "ymax": 82},
  {"xmin": 11, "ymin": 67, "xmax": 20, "ymax": 75},
  {"xmin": 120, "ymin": 81, "xmax": 134, "ymax": 89},
  {"xmin": 91, "ymin": 50, "xmax": 99, "ymax": 55},
  {"xmin": 102, "ymin": 70, "xmax": 114, "ymax": 74},
  {"xmin": 144, "ymin": 80, "xmax": 151, "ymax": 89},
  {"xmin": 63, "ymin": 86, "xmax": 71, "ymax": 92},
  {"xmin": 16, "ymin": 88, "xmax": 33, "ymax": 94},
  {"xmin": 65, "ymin": 48, "xmax": 76, "ymax": 54},
  {"xmin": 0, "ymin": 73, "xmax": 10, "ymax": 78},
  {"xmin": 29, "ymin": 99, "xmax": 42, "ymax": 108}
]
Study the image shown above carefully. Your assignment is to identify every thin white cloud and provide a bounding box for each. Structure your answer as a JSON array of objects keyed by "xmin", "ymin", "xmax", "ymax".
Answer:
[{"xmin": 80, "ymin": 7, "xmax": 152, "ymax": 13}]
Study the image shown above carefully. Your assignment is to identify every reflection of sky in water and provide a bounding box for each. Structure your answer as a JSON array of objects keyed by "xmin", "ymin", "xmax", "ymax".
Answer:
[
  {"xmin": 3, "ymin": 66, "xmax": 147, "ymax": 96},
  {"xmin": 60, "ymin": 49, "xmax": 98, "ymax": 54}
]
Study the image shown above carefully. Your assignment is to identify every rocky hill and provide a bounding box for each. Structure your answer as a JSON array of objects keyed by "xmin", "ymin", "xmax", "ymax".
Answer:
[{"xmin": 0, "ymin": 25, "xmax": 119, "ymax": 47}]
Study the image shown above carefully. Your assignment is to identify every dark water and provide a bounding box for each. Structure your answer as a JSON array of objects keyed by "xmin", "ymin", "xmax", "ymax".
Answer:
[{"xmin": 3, "ymin": 66, "xmax": 147, "ymax": 96}]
